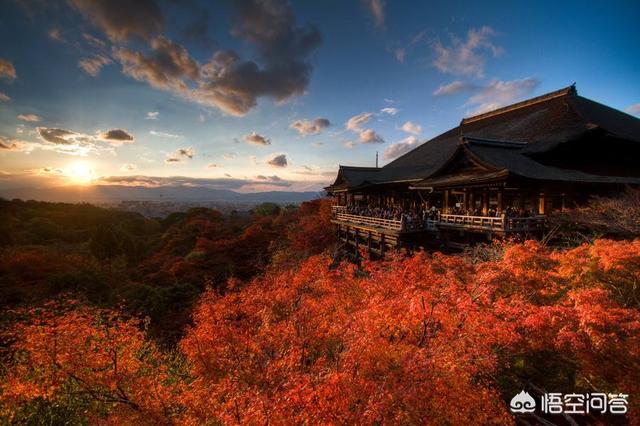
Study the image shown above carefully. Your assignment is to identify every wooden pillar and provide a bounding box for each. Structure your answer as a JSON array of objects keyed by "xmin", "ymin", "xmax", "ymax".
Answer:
[
  {"xmin": 367, "ymin": 231, "xmax": 372, "ymax": 258},
  {"xmin": 444, "ymin": 190, "xmax": 449, "ymax": 213},
  {"xmin": 380, "ymin": 234, "xmax": 385, "ymax": 257},
  {"xmin": 462, "ymin": 190, "xmax": 468, "ymax": 211},
  {"xmin": 497, "ymin": 189, "xmax": 503, "ymax": 212},
  {"xmin": 482, "ymin": 190, "xmax": 488, "ymax": 215},
  {"xmin": 538, "ymin": 192, "xmax": 545, "ymax": 215}
]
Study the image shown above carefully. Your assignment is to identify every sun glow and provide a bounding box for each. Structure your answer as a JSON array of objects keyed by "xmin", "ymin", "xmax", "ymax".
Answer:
[{"xmin": 64, "ymin": 161, "xmax": 95, "ymax": 185}]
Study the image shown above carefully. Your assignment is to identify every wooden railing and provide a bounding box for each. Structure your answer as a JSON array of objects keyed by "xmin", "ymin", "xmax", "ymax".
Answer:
[
  {"xmin": 504, "ymin": 216, "xmax": 547, "ymax": 232},
  {"xmin": 333, "ymin": 210, "xmax": 545, "ymax": 233},
  {"xmin": 437, "ymin": 214, "xmax": 546, "ymax": 232},
  {"xmin": 335, "ymin": 212, "xmax": 403, "ymax": 230}
]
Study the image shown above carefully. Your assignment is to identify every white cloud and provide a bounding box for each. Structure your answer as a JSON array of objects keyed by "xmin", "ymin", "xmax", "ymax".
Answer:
[
  {"xmin": 346, "ymin": 112, "xmax": 374, "ymax": 131},
  {"xmin": 120, "ymin": 163, "xmax": 137, "ymax": 171},
  {"xmin": 365, "ymin": 0, "xmax": 385, "ymax": 28},
  {"xmin": 380, "ymin": 107, "xmax": 399, "ymax": 115},
  {"xmin": 165, "ymin": 147, "xmax": 194, "ymax": 163},
  {"xmin": 400, "ymin": 121, "xmax": 422, "ymax": 135},
  {"xmin": 146, "ymin": 111, "xmax": 159, "ymax": 120},
  {"xmin": 433, "ymin": 80, "xmax": 473, "ymax": 96},
  {"xmin": 625, "ymin": 104, "xmax": 640, "ymax": 116},
  {"xmin": 464, "ymin": 77, "xmax": 540, "ymax": 115},
  {"xmin": 245, "ymin": 132, "xmax": 271, "ymax": 146},
  {"xmin": 432, "ymin": 26, "xmax": 502, "ymax": 78},
  {"xmin": 0, "ymin": 92, "xmax": 10, "ymax": 102},
  {"xmin": 223, "ymin": 152, "xmax": 237, "ymax": 160},
  {"xmin": 150, "ymin": 130, "xmax": 183, "ymax": 138},
  {"xmin": 78, "ymin": 55, "xmax": 112, "ymax": 77},
  {"xmin": 384, "ymin": 135, "xmax": 420, "ymax": 159},
  {"xmin": 394, "ymin": 48, "xmax": 406, "ymax": 63},
  {"xmin": 18, "ymin": 114, "xmax": 40, "ymax": 122},
  {"xmin": 343, "ymin": 140, "xmax": 355, "ymax": 149},
  {"xmin": 33, "ymin": 126, "xmax": 132, "ymax": 156},
  {"xmin": 359, "ymin": 129, "xmax": 385, "ymax": 144},
  {"xmin": 290, "ymin": 117, "xmax": 330, "ymax": 136}
]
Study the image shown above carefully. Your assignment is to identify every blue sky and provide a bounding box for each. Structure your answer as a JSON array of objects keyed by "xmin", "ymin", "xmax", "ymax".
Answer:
[{"xmin": 1, "ymin": 0, "xmax": 639, "ymax": 193}]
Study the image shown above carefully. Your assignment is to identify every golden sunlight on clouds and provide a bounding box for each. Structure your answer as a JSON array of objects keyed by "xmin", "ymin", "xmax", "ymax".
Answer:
[{"xmin": 64, "ymin": 161, "xmax": 95, "ymax": 185}]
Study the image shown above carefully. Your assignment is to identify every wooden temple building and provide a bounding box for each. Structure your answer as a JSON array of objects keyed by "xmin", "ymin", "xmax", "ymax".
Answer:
[{"xmin": 326, "ymin": 85, "xmax": 640, "ymax": 254}]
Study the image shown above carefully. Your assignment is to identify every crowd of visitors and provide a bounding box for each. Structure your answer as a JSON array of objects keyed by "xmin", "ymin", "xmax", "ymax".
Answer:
[
  {"xmin": 341, "ymin": 204, "xmax": 538, "ymax": 223},
  {"xmin": 345, "ymin": 205, "xmax": 441, "ymax": 224}
]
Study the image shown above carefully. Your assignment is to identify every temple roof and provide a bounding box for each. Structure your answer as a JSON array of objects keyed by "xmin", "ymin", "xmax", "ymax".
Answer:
[{"xmin": 326, "ymin": 85, "xmax": 640, "ymax": 192}]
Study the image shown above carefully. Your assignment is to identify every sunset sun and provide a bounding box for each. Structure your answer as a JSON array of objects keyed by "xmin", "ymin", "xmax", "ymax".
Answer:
[{"xmin": 64, "ymin": 161, "xmax": 94, "ymax": 185}]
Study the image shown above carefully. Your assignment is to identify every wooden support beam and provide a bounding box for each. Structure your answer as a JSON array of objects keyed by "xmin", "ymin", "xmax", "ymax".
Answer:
[
  {"xmin": 444, "ymin": 190, "xmax": 450, "ymax": 213},
  {"xmin": 482, "ymin": 191, "xmax": 488, "ymax": 215}
]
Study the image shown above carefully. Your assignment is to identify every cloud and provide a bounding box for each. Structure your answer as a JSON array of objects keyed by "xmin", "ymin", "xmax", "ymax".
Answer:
[
  {"xmin": 343, "ymin": 140, "xmax": 355, "ymax": 149},
  {"xmin": 0, "ymin": 59, "xmax": 17, "ymax": 82},
  {"xmin": 364, "ymin": 0, "xmax": 385, "ymax": 28},
  {"xmin": 245, "ymin": 131, "xmax": 271, "ymax": 146},
  {"xmin": 83, "ymin": 32, "xmax": 106, "ymax": 48},
  {"xmin": 35, "ymin": 126, "xmax": 132, "ymax": 155},
  {"xmin": 99, "ymin": 128, "xmax": 134, "ymax": 145},
  {"xmin": 464, "ymin": 77, "xmax": 540, "ymax": 115},
  {"xmin": 18, "ymin": 114, "xmax": 40, "ymax": 122},
  {"xmin": 150, "ymin": 130, "xmax": 183, "ymax": 138},
  {"xmin": 400, "ymin": 121, "xmax": 422, "ymax": 135},
  {"xmin": 0, "ymin": 136, "xmax": 32, "ymax": 152},
  {"xmin": 84, "ymin": 0, "xmax": 320, "ymax": 116},
  {"xmin": 146, "ymin": 111, "xmax": 159, "ymax": 120},
  {"xmin": 432, "ymin": 26, "xmax": 502, "ymax": 78},
  {"xmin": 311, "ymin": 141, "xmax": 323, "ymax": 147},
  {"xmin": 359, "ymin": 129, "xmax": 384, "ymax": 144},
  {"xmin": 267, "ymin": 154, "xmax": 288, "ymax": 167},
  {"xmin": 626, "ymin": 104, "xmax": 640, "ymax": 116},
  {"xmin": 380, "ymin": 107, "xmax": 398, "ymax": 115},
  {"xmin": 38, "ymin": 128, "xmax": 83, "ymax": 145},
  {"xmin": 432, "ymin": 80, "xmax": 474, "ymax": 96},
  {"xmin": 223, "ymin": 152, "xmax": 237, "ymax": 160},
  {"xmin": 207, "ymin": 163, "xmax": 220, "ymax": 168},
  {"xmin": 48, "ymin": 27, "xmax": 64, "ymax": 42},
  {"xmin": 68, "ymin": 0, "xmax": 163, "ymax": 42},
  {"xmin": 255, "ymin": 174, "xmax": 283, "ymax": 182},
  {"xmin": 346, "ymin": 112, "xmax": 374, "ymax": 131},
  {"xmin": 0, "ymin": 92, "xmax": 10, "ymax": 102},
  {"xmin": 165, "ymin": 147, "xmax": 194, "ymax": 163},
  {"xmin": 120, "ymin": 163, "xmax": 137, "ymax": 171},
  {"xmin": 96, "ymin": 174, "xmax": 294, "ymax": 190},
  {"xmin": 394, "ymin": 48, "xmax": 405, "ymax": 63},
  {"xmin": 115, "ymin": 36, "xmax": 199, "ymax": 91},
  {"xmin": 191, "ymin": 0, "xmax": 322, "ymax": 116},
  {"xmin": 290, "ymin": 117, "xmax": 330, "ymax": 135},
  {"xmin": 78, "ymin": 55, "xmax": 112, "ymax": 77},
  {"xmin": 384, "ymin": 135, "xmax": 420, "ymax": 159}
]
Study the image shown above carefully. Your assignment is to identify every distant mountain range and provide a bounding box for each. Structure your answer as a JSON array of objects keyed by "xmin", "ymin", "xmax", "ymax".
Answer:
[{"xmin": 0, "ymin": 185, "xmax": 323, "ymax": 204}]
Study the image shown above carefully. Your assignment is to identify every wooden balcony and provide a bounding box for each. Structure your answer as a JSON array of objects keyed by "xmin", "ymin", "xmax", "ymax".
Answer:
[
  {"xmin": 331, "ymin": 208, "xmax": 545, "ymax": 235},
  {"xmin": 437, "ymin": 214, "xmax": 546, "ymax": 233}
]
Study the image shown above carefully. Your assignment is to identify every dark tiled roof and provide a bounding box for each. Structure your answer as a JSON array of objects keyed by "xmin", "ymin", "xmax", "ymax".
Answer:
[
  {"xmin": 464, "ymin": 140, "xmax": 640, "ymax": 185},
  {"xmin": 326, "ymin": 85, "xmax": 640, "ymax": 191}
]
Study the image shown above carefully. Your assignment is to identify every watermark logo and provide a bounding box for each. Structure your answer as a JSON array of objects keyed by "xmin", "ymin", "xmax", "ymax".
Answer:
[
  {"xmin": 510, "ymin": 390, "xmax": 536, "ymax": 413},
  {"xmin": 510, "ymin": 391, "xmax": 629, "ymax": 415}
]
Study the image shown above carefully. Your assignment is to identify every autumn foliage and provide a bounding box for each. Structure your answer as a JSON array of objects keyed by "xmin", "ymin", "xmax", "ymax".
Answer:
[{"xmin": 2, "ymin": 238, "xmax": 639, "ymax": 424}]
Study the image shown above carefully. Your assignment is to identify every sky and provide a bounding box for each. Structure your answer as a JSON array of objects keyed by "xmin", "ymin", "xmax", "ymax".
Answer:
[{"xmin": 1, "ymin": 0, "xmax": 639, "ymax": 194}]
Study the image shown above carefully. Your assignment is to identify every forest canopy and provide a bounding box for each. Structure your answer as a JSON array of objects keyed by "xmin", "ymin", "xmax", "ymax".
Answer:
[{"xmin": 0, "ymin": 197, "xmax": 638, "ymax": 424}]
